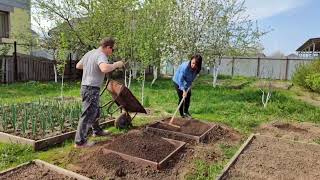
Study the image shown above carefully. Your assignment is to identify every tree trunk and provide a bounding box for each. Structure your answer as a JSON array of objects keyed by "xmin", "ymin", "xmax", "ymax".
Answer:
[
  {"xmin": 60, "ymin": 73, "xmax": 64, "ymax": 101},
  {"xmin": 261, "ymin": 89, "xmax": 271, "ymax": 108},
  {"xmin": 141, "ymin": 70, "xmax": 145, "ymax": 106},
  {"xmin": 124, "ymin": 69, "xmax": 127, "ymax": 87},
  {"xmin": 131, "ymin": 62, "xmax": 137, "ymax": 79},
  {"xmin": 212, "ymin": 64, "xmax": 220, "ymax": 87},
  {"xmin": 53, "ymin": 64, "xmax": 58, "ymax": 83},
  {"xmin": 128, "ymin": 70, "xmax": 132, "ymax": 89},
  {"xmin": 151, "ymin": 66, "xmax": 158, "ymax": 86}
]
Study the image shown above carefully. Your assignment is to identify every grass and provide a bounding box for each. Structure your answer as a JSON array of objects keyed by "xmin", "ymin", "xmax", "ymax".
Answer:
[
  {"xmin": 0, "ymin": 75, "xmax": 320, "ymax": 177},
  {"xmin": 187, "ymin": 143, "xmax": 239, "ymax": 179}
]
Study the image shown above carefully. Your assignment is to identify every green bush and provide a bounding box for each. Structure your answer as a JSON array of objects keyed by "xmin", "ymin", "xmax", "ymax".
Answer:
[
  {"xmin": 306, "ymin": 73, "xmax": 320, "ymax": 93},
  {"xmin": 293, "ymin": 59, "xmax": 320, "ymax": 92}
]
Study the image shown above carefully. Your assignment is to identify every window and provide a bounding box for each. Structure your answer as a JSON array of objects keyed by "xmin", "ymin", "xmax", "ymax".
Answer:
[{"xmin": 0, "ymin": 11, "xmax": 9, "ymax": 38}]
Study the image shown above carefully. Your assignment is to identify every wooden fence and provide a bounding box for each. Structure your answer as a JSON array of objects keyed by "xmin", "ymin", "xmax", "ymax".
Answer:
[{"xmin": 0, "ymin": 54, "xmax": 79, "ymax": 83}]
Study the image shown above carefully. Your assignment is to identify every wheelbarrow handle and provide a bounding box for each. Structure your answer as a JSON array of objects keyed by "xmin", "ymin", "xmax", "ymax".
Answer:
[{"xmin": 100, "ymin": 79, "xmax": 111, "ymax": 96}]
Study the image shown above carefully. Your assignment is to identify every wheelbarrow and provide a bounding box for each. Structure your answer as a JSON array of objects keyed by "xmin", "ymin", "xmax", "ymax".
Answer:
[{"xmin": 100, "ymin": 79, "xmax": 147, "ymax": 129}]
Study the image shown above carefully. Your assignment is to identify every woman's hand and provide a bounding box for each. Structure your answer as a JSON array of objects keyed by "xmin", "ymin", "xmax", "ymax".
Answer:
[{"xmin": 183, "ymin": 91, "xmax": 187, "ymax": 98}]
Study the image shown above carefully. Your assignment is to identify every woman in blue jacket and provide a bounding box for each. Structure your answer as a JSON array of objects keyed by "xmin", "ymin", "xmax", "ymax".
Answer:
[{"xmin": 172, "ymin": 54, "xmax": 202, "ymax": 118}]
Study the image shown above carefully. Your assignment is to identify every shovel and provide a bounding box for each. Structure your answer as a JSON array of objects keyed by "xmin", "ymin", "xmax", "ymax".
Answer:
[{"xmin": 167, "ymin": 87, "xmax": 191, "ymax": 128}]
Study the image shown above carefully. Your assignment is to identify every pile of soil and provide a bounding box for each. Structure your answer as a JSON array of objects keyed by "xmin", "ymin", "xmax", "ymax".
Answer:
[
  {"xmin": 104, "ymin": 131, "xmax": 176, "ymax": 162},
  {"xmin": 69, "ymin": 145, "xmax": 188, "ymax": 180},
  {"xmin": 206, "ymin": 125, "xmax": 241, "ymax": 143},
  {"xmin": 258, "ymin": 121, "xmax": 320, "ymax": 143},
  {"xmin": 153, "ymin": 118, "xmax": 211, "ymax": 136},
  {"xmin": 66, "ymin": 127, "xmax": 241, "ymax": 180},
  {"xmin": 222, "ymin": 135, "xmax": 320, "ymax": 180},
  {"xmin": 0, "ymin": 163, "xmax": 75, "ymax": 180},
  {"xmin": 69, "ymin": 151, "xmax": 136, "ymax": 179}
]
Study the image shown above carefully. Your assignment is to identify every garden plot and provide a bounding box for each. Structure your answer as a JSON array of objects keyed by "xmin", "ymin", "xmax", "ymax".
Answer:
[
  {"xmin": 66, "ymin": 126, "xmax": 241, "ymax": 179},
  {"xmin": 218, "ymin": 134, "xmax": 320, "ymax": 180},
  {"xmin": 0, "ymin": 100, "xmax": 114, "ymax": 150},
  {"xmin": 103, "ymin": 130, "xmax": 185, "ymax": 169},
  {"xmin": 0, "ymin": 159, "xmax": 89, "ymax": 180},
  {"xmin": 146, "ymin": 118, "xmax": 217, "ymax": 143},
  {"xmin": 258, "ymin": 121, "xmax": 320, "ymax": 143}
]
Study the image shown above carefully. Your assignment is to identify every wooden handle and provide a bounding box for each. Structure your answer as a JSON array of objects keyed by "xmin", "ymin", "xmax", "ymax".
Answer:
[{"xmin": 169, "ymin": 87, "xmax": 191, "ymax": 124}]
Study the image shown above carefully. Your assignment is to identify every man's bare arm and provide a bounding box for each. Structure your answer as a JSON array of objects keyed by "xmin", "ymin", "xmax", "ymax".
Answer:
[
  {"xmin": 99, "ymin": 61, "xmax": 124, "ymax": 73},
  {"xmin": 76, "ymin": 62, "xmax": 83, "ymax": 69}
]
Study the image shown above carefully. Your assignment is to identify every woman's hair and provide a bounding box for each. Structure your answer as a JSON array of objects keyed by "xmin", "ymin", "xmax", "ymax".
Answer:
[{"xmin": 190, "ymin": 54, "xmax": 202, "ymax": 74}]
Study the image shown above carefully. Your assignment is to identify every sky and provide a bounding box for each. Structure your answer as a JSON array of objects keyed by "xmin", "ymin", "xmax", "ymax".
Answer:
[
  {"xmin": 245, "ymin": 0, "xmax": 320, "ymax": 56},
  {"xmin": 31, "ymin": 0, "xmax": 319, "ymax": 56}
]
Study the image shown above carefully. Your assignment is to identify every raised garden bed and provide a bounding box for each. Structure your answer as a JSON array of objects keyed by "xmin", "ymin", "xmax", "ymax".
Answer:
[
  {"xmin": 146, "ymin": 117, "xmax": 216, "ymax": 143},
  {"xmin": 0, "ymin": 119, "xmax": 114, "ymax": 150},
  {"xmin": 0, "ymin": 100, "xmax": 114, "ymax": 150},
  {"xmin": 102, "ymin": 130, "xmax": 185, "ymax": 170},
  {"xmin": 217, "ymin": 134, "xmax": 320, "ymax": 180},
  {"xmin": 0, "ymin": 159, "xmax": 90, "ymax": 180}
]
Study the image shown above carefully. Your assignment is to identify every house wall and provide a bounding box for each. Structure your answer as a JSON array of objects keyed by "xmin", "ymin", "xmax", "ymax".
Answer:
[{"xmin": 0, "ymin": 0, "xmax": 31, "ymax": 55}]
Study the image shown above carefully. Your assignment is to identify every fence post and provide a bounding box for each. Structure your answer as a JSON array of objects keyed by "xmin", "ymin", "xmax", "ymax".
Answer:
[
  {"xmin": 285, "ymin": 57, "xmax": 289, "ymax": 80},
  {"xmin": 231, "ymin": 57, "xmax": 235, "ymax": 76},
  {"xmin": 13, "ymin": 41, "xmax": 18, "ymax": 81},
  {"xmin": 69, "ymin": 53, "xmax": 72, "ymax": 76},
  {"xmin": 256, "ymin": 57, "xmax": 260, "ymax": 78}
]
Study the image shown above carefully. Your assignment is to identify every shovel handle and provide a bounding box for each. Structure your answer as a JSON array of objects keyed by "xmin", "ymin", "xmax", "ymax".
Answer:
[{"xmin": 169, "ymin": 87, "xmax": 191, "ymax": 124}]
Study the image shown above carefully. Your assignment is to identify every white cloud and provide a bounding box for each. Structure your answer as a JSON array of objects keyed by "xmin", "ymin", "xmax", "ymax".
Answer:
[{"xmin": 244, "ymin": 0, "xmax": 310, "ymax": 20}]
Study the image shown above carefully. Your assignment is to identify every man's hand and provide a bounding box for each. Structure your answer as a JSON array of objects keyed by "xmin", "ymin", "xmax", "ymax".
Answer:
[
  {"xmin": 183, "ymin": 91, "xmax": 187, "ymax": 98},
  {"xmin": 113, "ymin": 61, "xmax": 124, "ymax": 69}
]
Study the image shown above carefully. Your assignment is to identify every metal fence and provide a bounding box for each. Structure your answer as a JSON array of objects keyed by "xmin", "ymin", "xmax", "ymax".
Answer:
[{"xmin": 161, "ymin": 56, "xmax": 314, "ymax": 80}]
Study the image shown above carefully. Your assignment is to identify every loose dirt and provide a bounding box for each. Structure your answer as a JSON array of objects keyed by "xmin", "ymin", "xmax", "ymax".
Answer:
[
  {"xmin": 0, "ymin": 163, "xmax": 75, "ymax": 180},
  {"xmin": 104, "ymin": 131, "xmax": 176, "ymax": 162},
  {"xmin": 222, "ymin": 135, "xmax": 320, "ymax": 180},
  {"xmin": 153, "ymin": 118, "xmax": 211, "ymax": 136},
  {"xmin": 258, "ymin": 121, "xmax": 320, "ymax": 143},
  {"xmin": 66, "ymin": 127, "xmax": 241, "ymax": 180}
]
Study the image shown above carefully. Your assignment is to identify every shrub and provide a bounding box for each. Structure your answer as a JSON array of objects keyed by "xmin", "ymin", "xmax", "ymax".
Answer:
[
  {"xmin": 293, "ymin": 59, "xmax": 320, "ymax": 92},
  {"xmin": 306, "ymin": 73, "xmax": 320, "ymax": 93}
]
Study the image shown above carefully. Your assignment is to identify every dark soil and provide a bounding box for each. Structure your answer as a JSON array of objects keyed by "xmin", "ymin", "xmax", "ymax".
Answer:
[
  {"xmin": 153, "ymin": 118, "xmax": 211, "ymax": 136},
  {"xmin": 222, "ymin": 135, "xmax": 320, "ymax": 180},
  {"xmin": 66, "ymin": 127, "xmax": 241, "ymax": 180},
  {"xmin": 206, "ymin": 125, "xmax": 241, "ymax": 143},
  {"xmin": 104, "ymin": 131, "xmax": 176, "ymax": 162},
  {"xmin": 0, "ymin": 163, "xmax": 75, "ymax": 180}
]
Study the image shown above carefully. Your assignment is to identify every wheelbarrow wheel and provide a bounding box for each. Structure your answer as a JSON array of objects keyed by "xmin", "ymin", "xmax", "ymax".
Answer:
[{"xmin": 115, "ymin": 112, "xmax": 132, "ymax": 129}]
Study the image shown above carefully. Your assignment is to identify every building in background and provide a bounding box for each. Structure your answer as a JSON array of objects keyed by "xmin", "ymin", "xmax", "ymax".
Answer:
[
  {"xmin": 0, "ymin": 0, "xmax": 31, "ymax": 55},
  {"xmin": 296, "ymin": 38, "xmax": 320, "ymax": 59}
]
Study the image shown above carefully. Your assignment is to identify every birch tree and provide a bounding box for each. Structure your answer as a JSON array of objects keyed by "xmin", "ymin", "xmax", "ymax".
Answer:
[{"xmin": 162, "ymin": 0, "xmax": 266, "ymax": 86}]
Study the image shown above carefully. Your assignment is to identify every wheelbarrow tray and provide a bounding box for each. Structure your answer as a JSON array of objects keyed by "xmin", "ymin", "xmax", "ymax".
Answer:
[{"xmin": 106, "ymin": 80, "xmax": 147, "ymax": 113}]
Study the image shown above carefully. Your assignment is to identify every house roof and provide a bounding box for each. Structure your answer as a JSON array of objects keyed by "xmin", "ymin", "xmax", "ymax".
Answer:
[{"xmin": 296, "ymin": 37, "xmax": 320, "ymax": 52}]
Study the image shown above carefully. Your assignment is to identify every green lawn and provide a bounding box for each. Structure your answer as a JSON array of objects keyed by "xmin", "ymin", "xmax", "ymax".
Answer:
[{"xmin": 0, "ymin": 75, "xmax": 319, "ymax": 178}]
